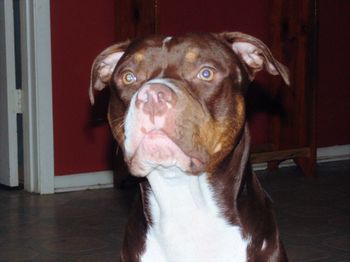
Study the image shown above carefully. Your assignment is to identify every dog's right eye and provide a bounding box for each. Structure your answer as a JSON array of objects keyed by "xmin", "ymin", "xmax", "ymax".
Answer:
[
  {"xmin": 197, "ymin": 67, "xmax": 215, "ymax": 81},
  {"xmin": 122, "ymin": 71, "xmax": 137, "ymax": 85}
]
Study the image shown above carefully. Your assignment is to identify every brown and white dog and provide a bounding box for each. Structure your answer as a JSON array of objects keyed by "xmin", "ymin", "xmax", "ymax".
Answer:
[{"xmin": 89, "ymin": 32, "xmax": 290, "ymax": 262}]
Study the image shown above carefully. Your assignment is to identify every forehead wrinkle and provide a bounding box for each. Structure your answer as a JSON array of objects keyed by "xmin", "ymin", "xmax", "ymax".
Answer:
[
  {"xmin": 158, "ymin": 36, "xmax": 173, "ymax": 75},
  {"xmin": 173, "ymin": 41, "xmax": 228, "ymax": 69}
]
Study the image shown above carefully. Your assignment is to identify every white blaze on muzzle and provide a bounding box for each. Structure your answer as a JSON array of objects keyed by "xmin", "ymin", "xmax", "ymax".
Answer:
[{"xmin": 123, "ymin": 78, "xmax": 194, "ymax": 177}]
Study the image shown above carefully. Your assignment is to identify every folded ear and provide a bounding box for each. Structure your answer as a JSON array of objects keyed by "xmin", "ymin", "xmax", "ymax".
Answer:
[
  {"xmin": 89, "ymin": 40, "xmax": 130, "ymax": 105},
  {"xmin": 218, "ymin": 32, "xmax": 290, "ymax": 86}
]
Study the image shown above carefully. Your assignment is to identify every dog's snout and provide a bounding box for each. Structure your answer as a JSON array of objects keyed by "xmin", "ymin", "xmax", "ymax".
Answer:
[{"xmin": 137, "ymin": 84, "xmax": 176, "ymax": 118}]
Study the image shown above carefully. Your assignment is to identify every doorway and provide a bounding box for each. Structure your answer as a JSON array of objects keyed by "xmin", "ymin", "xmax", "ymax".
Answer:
[{"xmin": 0, "ymin": 0, "xmax": 54, "ymax": 194}]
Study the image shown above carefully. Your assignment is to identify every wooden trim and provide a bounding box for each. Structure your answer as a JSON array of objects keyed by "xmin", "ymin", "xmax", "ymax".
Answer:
[
  {"xmin": 267, "ymin": 0, "xmax": 318, "ymax": 176},
  {"xmin": 251, "ymin": 148, "xmax": 310, "ymax": 163},
  {"xmin": 253, "ymin": 144, "xmax": 350, "ymax": 171}
]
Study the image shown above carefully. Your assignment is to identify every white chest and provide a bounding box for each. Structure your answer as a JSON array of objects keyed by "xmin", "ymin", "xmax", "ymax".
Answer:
[{"xmin": 140, "ymin": 168, "xmax": 248, "ymax": 262}]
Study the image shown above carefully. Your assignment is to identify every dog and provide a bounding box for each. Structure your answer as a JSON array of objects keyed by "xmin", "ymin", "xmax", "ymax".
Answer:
[{"xmin": 89, "ymin": 32, "xmax": 290, "ymax": 262}]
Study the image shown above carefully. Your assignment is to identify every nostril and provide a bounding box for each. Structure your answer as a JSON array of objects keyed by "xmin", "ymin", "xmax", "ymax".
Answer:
[
  {"xmin": 138, "ymin": 89, "xmax": 149, "ymax": 103},
  {"xmin": 157, "ymin": 91, "xmax": 165, "ymax": 102},
  {"xmin": 137, "ymin": 84, "xmax": 175, "ymax": 107},
  {"xmin": 143, "ymin": 92, "xmax": 149, "ymax": 103}
]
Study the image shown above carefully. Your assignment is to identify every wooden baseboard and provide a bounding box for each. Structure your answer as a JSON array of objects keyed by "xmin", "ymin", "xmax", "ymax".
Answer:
[
  {"xmin": 54, "ymin": 171, "xmax": 114, "ymax": 193},
  {"xmin": 54, "ymin": 145, "xmax": 350, "ymax": 192},
  {"xmin": 251, "ymin": 147, "xmax": 310, "ymax": 163},
  {"xmin": 253, "ymin": 144, "xmax": 350, "ymax": 170}
]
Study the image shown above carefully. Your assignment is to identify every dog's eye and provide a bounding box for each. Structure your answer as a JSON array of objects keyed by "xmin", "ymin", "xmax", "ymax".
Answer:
[
  {"xmin": 122, "ymin": 71, "xmax": 137, "ymax": 85},
  {"xmin": 198, "ymin": 67, "xmax": 214, "ymax": 81}
]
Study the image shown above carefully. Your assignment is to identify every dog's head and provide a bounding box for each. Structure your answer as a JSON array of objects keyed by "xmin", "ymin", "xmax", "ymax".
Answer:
[{"xmin": 90, "ymin": 32, "xmax": 289, "ymax": 177}]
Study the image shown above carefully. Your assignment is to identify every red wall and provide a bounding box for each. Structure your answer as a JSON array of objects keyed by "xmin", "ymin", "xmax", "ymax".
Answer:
[
  {"xmin": 158, "ymin": 0, "xmax": 350, "ymax": 148},
  {"xmin": 159, "ymin": 0, "xmax": 273, "ymax": 145},
  {"xmin": 317, "ymin": 0, "xmax": 350, "ymax": 147},
  {"xmin": 158, "ymin": 0, "xmax": 271, "ymax": 41},
  {"xmin": 50, "ymin": 0, "xmax": 117, "ymax": 175},
  {"xmin": 50, "ymin": 0, "xmax": 350, "ymax": 176}
]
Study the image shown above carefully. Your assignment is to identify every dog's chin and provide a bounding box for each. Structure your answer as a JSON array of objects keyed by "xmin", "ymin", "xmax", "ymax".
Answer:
[{"xmin": 126, "ymin": 130, "xmax": 204, "ymax": 177}]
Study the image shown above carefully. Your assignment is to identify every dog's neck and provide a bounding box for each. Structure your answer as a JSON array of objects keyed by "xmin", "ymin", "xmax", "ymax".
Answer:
[
  {"xmin": 145, "ymin": 124, "xmax": 251, "ymax": 223},
  {"xmin": 143, "ymin": 167, "xmax": 249, "ymax": 261},
  {"xmin": 146, "ymin": 167, "xmax": 216, "ymax": 221}
]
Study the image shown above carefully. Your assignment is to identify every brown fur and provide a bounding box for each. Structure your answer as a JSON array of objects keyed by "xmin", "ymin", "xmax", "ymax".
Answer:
[{"xmin": 89, "ymin": 32, "xmax": 289, "ymax": 261}]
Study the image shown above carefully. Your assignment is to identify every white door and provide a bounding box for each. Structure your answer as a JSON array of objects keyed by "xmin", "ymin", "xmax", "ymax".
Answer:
[
  {"xmin": 0, "ymin": 0, "xmax": 19, "ymax": 187},
  {"xmin": 0, "ymin": 0, "xmax": 54, "ymax": 193}
]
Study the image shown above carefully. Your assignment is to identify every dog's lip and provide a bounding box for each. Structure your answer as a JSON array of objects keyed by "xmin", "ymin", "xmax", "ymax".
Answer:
[
  {"xmin": 137, "ymin": 129, "xmax": 173, "ymax": 145},
  {"xmin": 143, "ymin": 129, "xmax": 168, "ymax": 138},
  {"xmin": 133, "ymin": 128, "xmax": 205, "ymax": 173}
]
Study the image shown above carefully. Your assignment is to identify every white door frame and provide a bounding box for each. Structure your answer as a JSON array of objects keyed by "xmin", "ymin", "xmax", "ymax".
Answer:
[
  {"xmin": 0, "ymin": 0, "xmax": 19, "ymax": 187},
  {"xmin": 20, "ymin": 0, "xmax": 54, "ymax": 194}
]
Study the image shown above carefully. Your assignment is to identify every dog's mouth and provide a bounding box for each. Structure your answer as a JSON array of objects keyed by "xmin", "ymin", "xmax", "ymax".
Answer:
[{"xmin": 126, "ymin": 129, "xmax": 204, "ymax": 177}]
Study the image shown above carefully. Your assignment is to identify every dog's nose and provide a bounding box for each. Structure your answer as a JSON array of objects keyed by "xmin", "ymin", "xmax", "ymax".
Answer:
[{"xmin": 137, "ymin": 84, "xmax": 176, "ymax": 118}]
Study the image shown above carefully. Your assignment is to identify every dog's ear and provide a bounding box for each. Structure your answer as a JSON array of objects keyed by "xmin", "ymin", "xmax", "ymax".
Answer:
[
  {"xmin": 89, "ymin": 40, "xmax": 130, "ymax": 105},
  {"xmin": 218, "ymin": 32, "xmax": 290, "ymax": 86}
]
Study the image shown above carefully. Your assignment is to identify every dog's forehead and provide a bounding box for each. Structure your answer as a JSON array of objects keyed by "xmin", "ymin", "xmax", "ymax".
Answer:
[{"xmin": 126, "ymin": 34, "xmax": 230, "ymax": 63}]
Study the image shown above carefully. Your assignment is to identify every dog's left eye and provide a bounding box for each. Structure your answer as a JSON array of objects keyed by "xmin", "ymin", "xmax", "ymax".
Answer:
[
  {"xmin": 122, "ymin": 71, "xmax": 137, "ymax": 85},
  {"xmin": 198, "ymin": 67, "xmax": 214, "ymax": 81}
]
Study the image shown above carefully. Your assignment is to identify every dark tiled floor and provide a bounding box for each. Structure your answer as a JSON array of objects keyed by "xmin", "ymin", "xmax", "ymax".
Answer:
[
  {"xmin": 259, "ymin": 161, "xmax": 350, "ymax": 262},
  {"xmin": 0, "ymin": 160, "xmax": 349, "ymax": 261}
]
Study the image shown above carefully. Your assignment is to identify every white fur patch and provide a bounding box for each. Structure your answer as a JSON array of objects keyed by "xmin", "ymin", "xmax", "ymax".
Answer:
[
  {"xmin": 124, "ymin": 94, "xmax": 138, "ymax": 159},
  {"xmin": 124, "ymin": 81, "xmax": 171, "ymax": 159},
  {"xmin": 124, "ymin": 78, "xmax": 179, "ymax": 154},
  {"xmin": 141, "ymin": 168, "xmax": 248, "ymax": 261},
  {"xmin": 163, "ymin": 36, "xmax": 173, "ymax": 45},
  {"xmin": 261, "ymin": 239, "xmax": 267, "ymax": 251},
  {"xmin": 236, "ymin": 67, "xmax": 242, "ymax": 84},
  {"xmin": 123, "ymin": 78, "xmax": 183, "ymax": 176},
  {"xmin": 145, "ymin": 78, "xmax": 179, "ymax": 93}
]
